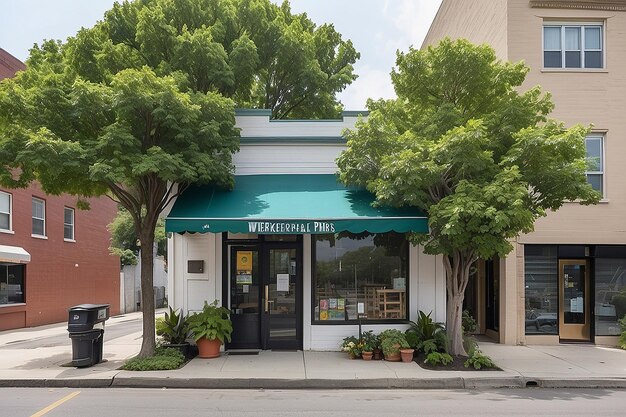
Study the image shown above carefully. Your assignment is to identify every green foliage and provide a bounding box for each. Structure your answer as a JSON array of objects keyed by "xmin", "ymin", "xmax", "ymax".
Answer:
[
  {"xmin": 108, "ymin": 207, "xmax": 167, "ymax": 265},
  {"xmin": 424, "ymin": 352, "xmax": 453, "ymax": 366},
  {"xmin": 406, "ymin": 310, "xmax": 447, "ymax": 354},
  {"xmin": 121, "ymin": 347, "xmax": 185, "ymax": 371},
  {"xmin": 462, "ymin": 310, "xmax": 478, "ymax": 334},
  {"xmin": 619, "ymin": 315, "xmax": 626, "ymax": 350},
  {"xmin": 360, "ymin": 330, "xmax": 380, "ymax": 351},
  {"xmin": 110, "ymin": 247, "xmax": 138, "ymax": 266},
  {"xmin": 379, "ymin": 329, "xmax": 410, "ymax": 357},
  {"xmin": 337, "ymin": 38, "xmax": 600, "ymax": 355},
  {"xmin": 340, "ymin": 336, "xmax": 363, "ymax": 357},
  {"xmin": 464, "ymin": 349, "xmax": 496, "ymax": 370},
  {"xmin": 187, "ymin": 300, "xmax": 233, "ymax": 343},
  {"xmin": 156, "ymin": 306, "xmax": 189, "ymax": 345}
]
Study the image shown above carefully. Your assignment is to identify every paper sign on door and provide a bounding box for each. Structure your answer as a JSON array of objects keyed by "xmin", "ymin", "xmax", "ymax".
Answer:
[{"xmin": 276, "ymin": 274, "xmax": 290, "ymax": 292}]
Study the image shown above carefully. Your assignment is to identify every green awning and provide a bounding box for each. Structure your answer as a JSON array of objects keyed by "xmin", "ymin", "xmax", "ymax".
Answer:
[{"xmin": 165, "ymin": 174, "xmax": 428, "ymax": 234}]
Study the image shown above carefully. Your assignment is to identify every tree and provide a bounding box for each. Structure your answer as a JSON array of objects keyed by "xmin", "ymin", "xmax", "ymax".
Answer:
[
  {"xmin": 337, "ymin": 39, "xmax": 600, "ymax": 356},
  {"xmin": 0, "ymin": 0, "xmax": 358, "ymax": 358}
]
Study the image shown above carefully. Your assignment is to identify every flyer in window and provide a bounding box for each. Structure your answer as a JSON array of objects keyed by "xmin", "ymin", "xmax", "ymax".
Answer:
[
  {"xmin": 329, "ymin": 298, "xmax": 337, "ymax": 309},
  {"xmin": 320, "ymin": 310, "xmax": 329, "ymax": 320},
  {"xmin": 337, "ymin": 298, "xmax": 345, "ymax": 311},
  {"xmin": 320, "ymin": 299, "xmax": 329, "ymax": 310}
]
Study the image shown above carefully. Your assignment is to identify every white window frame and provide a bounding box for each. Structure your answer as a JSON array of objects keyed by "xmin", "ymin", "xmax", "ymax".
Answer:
[
  {"xmin": 31, "ymin": 197, "xmax": 46, "ymax": 238},
  {"xmin": 585, "ymin": 135, "xmax": 604, "ymax": 197},
  {"xmin": 0, "ymin": 191, "xmax": 12, "ymax": 233},
  {"xmin": 543, "ymin": 22, "xmax": 604, "ymax": 69},
  {"xmin": 64, "ymin": 207, "xmax": 75, "ymax": 242}
]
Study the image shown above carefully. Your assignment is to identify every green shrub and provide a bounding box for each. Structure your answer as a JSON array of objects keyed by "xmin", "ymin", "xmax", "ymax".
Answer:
[
  {"xmin": 379, "ymin": 329, "xmax": 409, "ymax": 357},
  {"xmin": 406, "ymin": 310, "xmax": 447, "ymax": 354},
  {"xmin": 361, "ymin": 330, "xmax": 380, "ymax": 351},
  {"xmin": 612, "ymin": 293, "xmax": 626, "ymax": 320},
  {"xmin": 424, "ymin": 352, "xmax": 453, "ymax": 366},
  {"xmin": 121, "ymin": 347, "xmax": 185, "ymax": 371},
  {"xmin": 156, "ymin": 306, "xmax": 189, "ymax": 345},
  {"xmin": 619, "ymin": 315, "xmax": 626, "ymax": 350},
  {"xmin": 464, "ymin": 349, "xmax": 496, "ymax": 370}
]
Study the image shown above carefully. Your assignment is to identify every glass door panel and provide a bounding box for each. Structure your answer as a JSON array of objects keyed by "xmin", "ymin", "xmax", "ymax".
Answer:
[
  {"xmin": 265, "ymin": 248, "xmax": 298, "ymax": 345},
  {"xmin": 559, "ymin": 260, "xmax": 590, "ymax": 341},
  {"xmin": 229, "ymin": 247, "xmax": 261, "ymax": 349}
]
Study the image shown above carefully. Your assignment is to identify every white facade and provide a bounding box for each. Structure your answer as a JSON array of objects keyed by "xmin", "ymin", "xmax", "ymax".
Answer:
[{"xmin": 167, "ymin": 110, "xmax": 446, "ymax": 350}]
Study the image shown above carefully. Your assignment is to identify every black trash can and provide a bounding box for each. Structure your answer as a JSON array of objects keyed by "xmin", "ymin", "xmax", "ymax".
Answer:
[{"xmin": 67, "ymin": 304, "xmax": 110, "ymax": 367}]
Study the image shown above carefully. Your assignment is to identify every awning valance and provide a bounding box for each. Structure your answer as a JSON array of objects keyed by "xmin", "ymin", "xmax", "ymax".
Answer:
[
  {"xmin": 166, "ymin": 175, "xmax": 428, "ymax": 235},
  {"xmin": 0, "ymin": 245, "xmax": 31, "ymax": 264}
]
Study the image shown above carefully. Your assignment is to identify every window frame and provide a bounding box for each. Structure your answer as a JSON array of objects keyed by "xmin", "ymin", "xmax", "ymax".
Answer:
[
  {"xmin": 31, "ymin": 197, "xmax": 46, "ymax": 238},
  {"xmin": 64, "ymin": 206, "xmax": 75, "ymax": 242},
  {"xmin": 310, "ymin": 232, "xmax": 410, "ymax": 325},
  {"xmin": 0, "ymin": 191, "xmax": 12, "ymax": 233},
  {"xmin": 542, "ymin": 22, "xmax": 604, "ymax": 70},
  {"xmin": 585, "ymin": 134, "xmax": 604, "ymax": 197}
]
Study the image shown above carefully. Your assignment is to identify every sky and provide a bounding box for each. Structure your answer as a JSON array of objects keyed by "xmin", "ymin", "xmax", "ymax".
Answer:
[{"xmin": 0, "ymin": 0, "xmax": 442, "ymax": 110}]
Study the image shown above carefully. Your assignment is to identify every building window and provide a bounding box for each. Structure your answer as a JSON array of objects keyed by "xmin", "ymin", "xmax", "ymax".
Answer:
[
  {"xmin": 64, "ymin": 207, "xmax": 75, "ymax": 241},
  {"xmin": 0, "ymin": 264, "xmax": 25, "ymax": 304},
  {"xmin": 585, "ymin": 135, "xmax": 603, "ymax": 195},
  {"xmin": 0, "ymin": 191, "xmax": 11, "ymax": 232},
  {"xmin": 525, "ymin": 245, "xmax": 558, "ymax": 335},
  {"xmin": 595, "ymin": 255, "xmax": 626, "ymax": 336},
  {"xmin": 32, "ymin": 197, "xmax": 46, "ymax": 237},
  {"xmin": 313, "ymin": 232, "xmax": 408, "ymax": 323},
  {"xmin": 543, "ymin": 24, "xmax": 603, "ymax": 69}
]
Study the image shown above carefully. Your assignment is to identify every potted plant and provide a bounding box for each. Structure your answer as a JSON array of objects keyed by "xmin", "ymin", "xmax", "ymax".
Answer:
[
  {"xmin": 361, "ymin": 330, "xmax": 380, "ymax": 360},
  {"xmin": 340, "ymin": 336, "xmax": 362, "ymax": 359},
  {"xmin": 361, "ymin": 343, "xmax": 374, "ymax": 361},
  {"xmin": 156, "ymin": 306, "xmax": 191, "ymax": 358},
  {"xmin": 379, "ymin": 329, "xmax": 409, "ymax": 362},
  {"xmin": 187, "ymin": 300, "xmax": 233, "ymax": 358}
]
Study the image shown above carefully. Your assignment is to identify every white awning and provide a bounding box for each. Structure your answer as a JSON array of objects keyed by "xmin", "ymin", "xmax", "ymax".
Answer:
[{"xmin": 0, "ymin": 245, "xmax": 31, "ymax": 264}]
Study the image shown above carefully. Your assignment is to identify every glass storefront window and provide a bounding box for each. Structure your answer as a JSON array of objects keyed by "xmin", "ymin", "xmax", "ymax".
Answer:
[
  {"xmin": 595, "ymin": 258, "xmax": 626, "ymax": 336},
  {"xmin": 313, "ymin": 232, "xmax": 408, "ymax": 322},
  {"xmin": 0, "ymin": 264, "xmax": 25, "ymax": 304},
  {"xmin": 525, "ymin": 246, "xmax": 558, "ymax": 334}
]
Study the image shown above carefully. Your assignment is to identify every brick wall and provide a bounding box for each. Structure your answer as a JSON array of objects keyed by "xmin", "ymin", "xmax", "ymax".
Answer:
[{"xmin": 0, "ymin": 183, "xmax": 120, "ymax": 330}]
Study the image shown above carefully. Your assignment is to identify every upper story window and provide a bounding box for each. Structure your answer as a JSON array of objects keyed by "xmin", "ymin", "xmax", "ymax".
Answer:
[
  {"xmin": 0, "ymin": 191, "xmax": 11, "ymax": 232},
  {"xmin": 32, "ymin": 197, "xmax": 46, "ymax": 237},
  {"xmin": 585, "ymin": 135, "xmax": 604, "ymax": 195},
  {"xmin": 64, "ymin": 207, "xmax": 75, "ymax": 241},
  {"xmin": 543, "ymin": 24, "xmax": 603, "ymax": 69}
]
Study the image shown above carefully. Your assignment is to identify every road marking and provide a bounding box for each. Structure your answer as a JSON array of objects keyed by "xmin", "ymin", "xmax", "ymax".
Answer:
[{"xmin": 30, "ymin": 391, "xmax": 81, "ymax": 417}]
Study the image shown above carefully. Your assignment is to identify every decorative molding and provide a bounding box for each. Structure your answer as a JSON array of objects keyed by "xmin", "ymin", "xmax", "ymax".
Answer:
[{"xmin": 530, "ymin": 0, "xmax": 626, "ymax": 11}]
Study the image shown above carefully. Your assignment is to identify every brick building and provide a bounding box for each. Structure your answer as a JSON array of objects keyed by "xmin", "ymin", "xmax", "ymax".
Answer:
[{"xmin": 0, "ymin": 48, "xmax": 120, "ymax": 330}]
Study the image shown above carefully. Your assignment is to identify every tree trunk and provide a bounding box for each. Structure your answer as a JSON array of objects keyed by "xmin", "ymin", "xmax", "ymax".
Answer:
[
  {"xmin": 446, "ymin": 293, "xmax": 465, "ymax": 356},
  {"xmin": 443, "ymin": 252, "xmax": 474, "ymax": 357},
  {"xmin": 137, "ymin": 230, "xmax": 156, "ymax": 358}
]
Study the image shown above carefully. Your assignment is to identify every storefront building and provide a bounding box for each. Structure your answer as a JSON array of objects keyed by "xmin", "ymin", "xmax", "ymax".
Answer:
[{"xmin": 165, "ymin": 110, "xmax": 447, "ymax": 350}]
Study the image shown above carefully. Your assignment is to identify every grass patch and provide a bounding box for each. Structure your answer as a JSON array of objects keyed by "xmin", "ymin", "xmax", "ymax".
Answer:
[{"xmin": 121, "ymin": 347, "xmax": 185, "ymax": 371}]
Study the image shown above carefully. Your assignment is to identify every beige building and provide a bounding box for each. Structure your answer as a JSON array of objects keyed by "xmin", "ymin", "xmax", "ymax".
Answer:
[{"xmin": 424, "ymin": 0, "xmax": 626, "ymax": 346}]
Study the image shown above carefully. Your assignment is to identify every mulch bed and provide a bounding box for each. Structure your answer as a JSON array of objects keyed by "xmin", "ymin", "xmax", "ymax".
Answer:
[{"xmin": 413, "ymin": 352, "xmax": 501, "ymax": 371}]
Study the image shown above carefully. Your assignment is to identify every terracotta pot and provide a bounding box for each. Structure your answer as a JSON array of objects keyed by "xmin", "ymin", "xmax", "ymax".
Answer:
[
  {"xmin": 400, "ymin": 348, "xmax": 415, "ymax": 363},
  {"xmin": 362, "ymin": 351, "xmax": 373, "ymax": 361},
  {"xmin": 196, "ymin": 337, "xmax": 222, "ymax": 358},
  {"xmin": 384, "ymin": 351, "xmax": 401, "ymax": 362}
]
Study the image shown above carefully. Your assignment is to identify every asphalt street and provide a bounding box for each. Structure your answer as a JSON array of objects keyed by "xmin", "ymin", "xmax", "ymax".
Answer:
[{"xmin": 1, "ymin": 388, "xmax": 624, "ymax": 417}]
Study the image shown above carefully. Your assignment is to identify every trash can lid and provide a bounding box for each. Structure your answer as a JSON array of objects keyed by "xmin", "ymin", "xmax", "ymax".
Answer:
[{"xmin": 68, "ymin": 304, "xmax": 110, "ymax": 311}]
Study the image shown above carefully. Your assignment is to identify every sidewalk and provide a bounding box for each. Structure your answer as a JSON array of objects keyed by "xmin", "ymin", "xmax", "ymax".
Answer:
[{"xmin": 1, "ymin": 316, "xmax": 625, "ymax": 389}]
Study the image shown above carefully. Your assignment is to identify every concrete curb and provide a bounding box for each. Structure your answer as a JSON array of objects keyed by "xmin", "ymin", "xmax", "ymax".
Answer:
[{"xmin": 2, "ymin": 375, "xmax": 625, "ymax": 390}]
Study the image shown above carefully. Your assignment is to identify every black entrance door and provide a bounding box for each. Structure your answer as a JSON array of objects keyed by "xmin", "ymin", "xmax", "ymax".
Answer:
[{"xmin": 228, "ymin": 243, "xmax": 302, "ymax": 350}]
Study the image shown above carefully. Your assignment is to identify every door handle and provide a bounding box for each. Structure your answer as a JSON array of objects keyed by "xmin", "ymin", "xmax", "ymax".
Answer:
[{"xmin": 265, "ymin": 285, "xmax": 269, "ymax": 312}]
